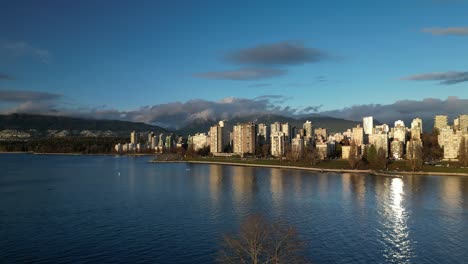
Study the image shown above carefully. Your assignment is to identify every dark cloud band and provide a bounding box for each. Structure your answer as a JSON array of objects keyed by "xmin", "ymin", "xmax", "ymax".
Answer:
[
  {"xmin": 422, "ymin": 27, "xmax": 468, "ymax": 36},
  {"xmin": 225, "ymin": 41, "xmax": 326, "ymax": 65},
  {"xmin": 0, "ymin": 90, "xmax": 61, "ymax": 102},
  {"xmin": 195, "ymin": 68, "xmax": 286, "ymax": 81},
  {"xmin": 402, "ymin": 71, "xmax": 468, "ymax": 85}
]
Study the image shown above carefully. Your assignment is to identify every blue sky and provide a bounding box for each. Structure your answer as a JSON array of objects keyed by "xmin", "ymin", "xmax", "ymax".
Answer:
[{"xmin": 1, "ymin": 0, "xmax": 467, "ymax": 127}]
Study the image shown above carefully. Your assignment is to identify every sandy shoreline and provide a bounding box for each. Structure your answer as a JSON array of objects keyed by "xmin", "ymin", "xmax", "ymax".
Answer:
[{"xmin": 151, "ymin": 160, "xmax": 468, "ymax": 177}]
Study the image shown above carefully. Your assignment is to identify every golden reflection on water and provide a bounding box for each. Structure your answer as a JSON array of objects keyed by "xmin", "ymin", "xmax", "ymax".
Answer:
[
  {"xmin": 209, "ymin": 164, "xmax": 223, "ymax": 203},
  {"xmin": 382, "ymin": 177, "xmax": 413, "ymax": 263},
  {"xmin": 231, "ymin": 166, "xmax": 255, "ymax": 205},
  {"xmin": 441, "ymin": 176, "xmax": 462, "ymax": 209},
  {"xmin": 270, "ymin": 169, "xmax": 284, "ymax": 212}
]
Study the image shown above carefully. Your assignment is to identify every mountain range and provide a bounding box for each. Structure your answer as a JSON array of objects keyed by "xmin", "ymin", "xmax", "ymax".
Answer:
[{"xmin": 0, "ymin": 113, "xmax": 388, "ymax": 139}]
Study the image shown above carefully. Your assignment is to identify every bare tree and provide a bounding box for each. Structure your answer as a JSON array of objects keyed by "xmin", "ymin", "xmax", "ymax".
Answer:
[
  {"xmin": 348, "ymin": 142, "xmax": 361, "ymax": 169},
  {"xmin": 407, "ymin": 140, "xmax": 423, "ymax": 171},
  {"xmin": 303, "ymin": 145, "xmax": 319, "ymax": 166},
  {"xmin": 261, "ymin": 144, "xmax": 270, "ymax": 158},
  {"xmin": 217, "ymin": 214, "xmax": 309, "ymax": 264},
  {"xmin": 459, "ymin": 136, "xmax": 468, "ymax": 167},
  {"xmin": 376, "ymin": 147, "xmax": 388, "ymax": 170}
]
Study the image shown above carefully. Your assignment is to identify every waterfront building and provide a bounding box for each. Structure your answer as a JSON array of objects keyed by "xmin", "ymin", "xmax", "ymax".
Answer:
[
  {"xmin": 331, "ymin": 133, "xmax": 345, "ymax": 143},
  {"xmin": 303, "ymin": 120, "xmax": 313, "ymax": 138},
  {"xmin": 352, "ymin": 125, "xmax": 364, "ymax": 146},
  {"xmin": 434, "ymin": 115, "xmax": 448, "ymax": 131},
  {"xmin": 210, "ymin": 121, "xmax": 231, "ymax": 153},
  {"xmin": 314, "ymin": 128, "xmax": 327, "ymax": 142},
  {"xmin": 291, "ymin": 134, "xmax": 304, "ymax": 157},
  {"xmin": 190, "ymin": 133, "xmax": 210, "ymax": 151},
  {"xmin": 316, "ymin": 142, "xmax": 328, "ymax": 160},
  {"xmin": 282, "ymin": 123, "xmax": 291, "ymax": 142},
  {"xmin": 233, "ymin": 123, "xmax": 256, "ymax": 155},
  {"xmin": 393, "ymin": 122, "xmax": 407, "ymax": 145},
  {"xmin": 411, "ymin": 118, "xmax": 423, "ymax": 134},
  {"xmin": 130, "ymin": 131, "xmax": 139, "ymax": 144},
  {"xmin": 271, "ymin": 132, "xmax": 286, "ymax": 157},
  {"xmin": 458, "ymin": 114, "xmax": 468, "ymax": 133},
  {"xmin": 394, "ymin": 120, "xmax": 405, "ymax": 128},
  {"xmin": 165, "ymin": 134, "xmax": 176, "ymax": 149},
  {"xmin": 454, "ymin": 118, "xmax": 460, "ymax": 131},
  {"xmin": 406, "ymin": 139, "xmax": 423, "ymax": 159},
  {"xmin": 114, "ymin": 143, "xmax": 123, "ymax": 153},
  {"xmin": 151, "ymin": 135, "xmax": 158, "ymax": 149},
  {"xmin": 409, "ymin": 118, "xmax": 423, "ymax": 141},
  {"xmin": 343, "ymin": 129, "xmax": 352, "ymax": 139},
  {"xmin": 391, "ymin": 140, "xmax": 404, "ymax": 160},
  {"xmin": 257, "ymin": 123, "xmax": 269, "ymax": 144},
  {"xmin": 369, "ymin": 132, "xmax": 389, "ymax": 157},
  {"xmin": 374, "ymin": 124, "xmax": 390, "ymax": 134},
  {"xmin": 148, "ymin": 132, "xmax": 154, "ymax": 145},
  {"xmin": 438, "ymin": 127, "xmax": 463, "ymax": 160},
  {"xmin": 363, "ymin": 116, "xmax": 373, "ymax": 135},
  {"xmin": 341, "ymin": 145, "xmax": 351, "ymax": 159},
  {"xmin": 271, "ymin": 122, "xmax": 282, "ymax": 134}
]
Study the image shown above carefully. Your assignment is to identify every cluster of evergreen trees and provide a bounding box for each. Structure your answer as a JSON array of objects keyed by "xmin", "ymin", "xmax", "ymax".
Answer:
[{"xmin": 0, "ymin": 137, "xmax": 128, "ymax": 154}]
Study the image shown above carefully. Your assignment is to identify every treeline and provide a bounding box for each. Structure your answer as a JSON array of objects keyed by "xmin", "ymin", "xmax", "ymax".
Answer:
[{"xmin": 0, "ymin": 137, "xmax": 128, "ymax": 154}]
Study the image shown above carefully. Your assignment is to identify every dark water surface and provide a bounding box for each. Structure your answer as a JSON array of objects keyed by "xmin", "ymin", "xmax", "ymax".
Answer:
[{"xmin": 1, "ymin": 154, "xmax": 467, "ymax": 263}]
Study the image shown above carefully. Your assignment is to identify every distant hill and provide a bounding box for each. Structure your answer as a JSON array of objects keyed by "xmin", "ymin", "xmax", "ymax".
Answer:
[
  {"xmin": 0, "ymin": 114, "xmax": 167, "ymax": 138},
  {"xmin": 175, "ymin": 114, "xmax": 362, "ymax": 136}
]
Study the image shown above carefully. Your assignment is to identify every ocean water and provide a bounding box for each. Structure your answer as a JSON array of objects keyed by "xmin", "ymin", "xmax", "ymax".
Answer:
[{"xmin": 1, "ymin": 154, "xmax": 467, "ymax": 263}]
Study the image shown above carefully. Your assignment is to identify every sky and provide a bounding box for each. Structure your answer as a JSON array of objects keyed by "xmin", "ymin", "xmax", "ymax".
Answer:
[{"xmin": 1, "ymin": 0, "xmax": 468, "ymax": 128}]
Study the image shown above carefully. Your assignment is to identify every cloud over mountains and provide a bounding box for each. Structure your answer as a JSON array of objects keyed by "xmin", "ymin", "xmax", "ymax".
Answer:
[
  {"xmin": 321, "ymin": 97, "xmax": 468, "ymax": 126},
  {"xmin": 2, "ymin": 89, "xmax": 467, "ymax": 130}
]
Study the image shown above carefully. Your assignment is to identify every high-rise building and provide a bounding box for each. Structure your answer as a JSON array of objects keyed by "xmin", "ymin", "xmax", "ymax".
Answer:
[
  {"xmin": 352, "ymin": 125, "xmax": 364, "ymax": 146},
  {"xmin": 271, "ymin": 132, "xmax": 286, "ymax": 157},
  {"xmin": 458, "ymin": 114, "xmax": 468, "ymax": 132},
  {"xmin": 190, "ymin": 133, "xmax": 209, "ymax": 151},
  {"xmin": 410, "ymin": 118, "xmax": 423, "ymax": 140},
  {"xmin": 438, "ymin": 127, "xmax": 463, "ymax": 160},
  {"xmin": 233, "ymin": 123, "xmax": 256, "ymax": 155},
  {"xmin": 369, "ymin": 132, "xmax": 389, "ymax": 157},
  {"xmin": 411, "ymin": 118, "xmax": 423, "ymax": 132},
  {"xmin": 282, "ymin": 123, "xmax": 291, "ymax": 141},
  {"xmin": 148, "ymin": 132, "xmax": 154, "ymax": 145},
  {"xmin": 210, "ymin": 121, "xmax": 231, "ymax": 153},
  {"xmin": 394, "ymin": 120, "xmax": 405, "ymax": 128},
  {"xmin": 391, "ymin": 140, "xmax": 403, "ymax": 160},
  {"xmin": 434, "ymin": 115, "xmax": 448, "ymax": 131},
  {"xmin": 165, "ymin": 134, "xmax": 176, "ymax": 149},
  {"xmin": 393, "ymin": 121, "xmax": 407, "ymax": 145},
  {"xmin": 363, "ymin": 116, "xmax": 373, "ymax": 135},
  {"xmin": 130, "ymin": 131, "xmax": 139, "ymax": 144},
  {"xmin": 291, "ymin": 134, "xmax": 304, "ymax": 157},
  {"xmin": 303, "ymin": 121, "xmax": 313, "ymax": 138},
  {"xmin": 316, "ymin": 142, "xmax": 328, "ymax": 160},
  {"xmin": 158, "ymin": 133, "xmax": 165, "ymax": 147},
  {"xmin": 271, "ymin": 122, "xmax": 282, "ymax": 134},
  {"xmin": 314, "ymin": 128, "xmax": 327, "ymax": 142},
  {"xmin": 151, "ymin": 135, "xmax": 158, "ymax": 149},
  {"xmin": 257, "ymin": 123, "xmax": 269, "ymax": 144}
]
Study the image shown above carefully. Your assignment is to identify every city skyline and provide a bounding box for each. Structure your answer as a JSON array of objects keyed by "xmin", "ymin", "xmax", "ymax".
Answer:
[{"xmin": 1, "ymin": 0, "xmax": 468, "ymax": 128}]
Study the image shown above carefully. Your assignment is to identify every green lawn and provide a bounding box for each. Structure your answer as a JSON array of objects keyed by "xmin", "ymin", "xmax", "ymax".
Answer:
[{"xmin": 185, "ymin": 156, "xmax": 468, "ymax": 174}]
